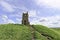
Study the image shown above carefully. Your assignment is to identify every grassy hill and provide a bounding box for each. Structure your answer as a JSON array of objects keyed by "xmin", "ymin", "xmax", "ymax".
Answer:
[
  {"xmin": 32, "ymin": 25, "xmax": 60, "ymax": 40},
  {"xmin": 52, "ymin": 28, "xmax": 60, "ymax": 32},
  {"xmin": 0, "ymin": 24, "xmax": 60, "ymax": 40}
]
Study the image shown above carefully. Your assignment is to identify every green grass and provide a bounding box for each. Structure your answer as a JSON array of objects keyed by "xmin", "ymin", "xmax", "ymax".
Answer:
[
  {"xmin": 34, "ymin": 31, "xmax": 47, "ymax": 40},
  {"xmin": 32, "ymin": 25, "xmax": 60, "ymax": 40},
  {"xmin": 0, "ymin": 24, "xmax": 32, "ymax": 40},
  {"xmin": 52, "ymin": 28, "xmax": 60, "ymax": 32},
  {"xmin": 0, "ymin": 24, "xmax": 60, "ymax": 40}
]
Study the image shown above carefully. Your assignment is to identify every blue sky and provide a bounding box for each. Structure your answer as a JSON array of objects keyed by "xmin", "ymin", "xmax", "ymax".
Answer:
[{"xmin": 0, "ymin": 0, "xmax": 60, "ymax": 28}]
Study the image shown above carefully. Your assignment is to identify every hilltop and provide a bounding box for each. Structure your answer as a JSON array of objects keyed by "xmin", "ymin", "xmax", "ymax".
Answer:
[{"xmin": 0, "ymin": 24, "xmax": 60, "ymax": 40}]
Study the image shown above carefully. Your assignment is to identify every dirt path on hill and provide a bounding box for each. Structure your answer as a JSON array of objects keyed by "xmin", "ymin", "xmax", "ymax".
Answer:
[
  {"xmin": 30, "ymin": 25, "xmax": 35, "ymax": 40},
  {"xmin": 30, "ymin": 25, "xmax": 54, "ymax": 40}
]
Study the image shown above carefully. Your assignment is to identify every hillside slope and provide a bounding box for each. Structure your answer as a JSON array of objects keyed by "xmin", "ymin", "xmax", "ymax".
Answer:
[
  {"xmin": 32, "ymin": 25, "xmax": 60, "ymax": 40},
  {"xmin": 0, "ymin": 24, "xmax": 60, "ymax": 40},
  {"xmin": 0, "ymin": 24, "xmax": 32, "ymax": 40},
  {"xmin": 52, "ymin": 28, "xmax": 60, "ymax": 33}
]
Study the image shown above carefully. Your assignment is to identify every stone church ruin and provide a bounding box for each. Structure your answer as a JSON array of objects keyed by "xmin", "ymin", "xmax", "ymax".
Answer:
[{"xmin": 22, "ymin": 12, "xmax": 30, "ymax": 25}]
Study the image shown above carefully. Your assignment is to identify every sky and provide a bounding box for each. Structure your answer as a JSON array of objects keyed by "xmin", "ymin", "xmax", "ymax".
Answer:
[{"xmin": 0, "ymin": 0, "xmax": 60, "ymax": 28}]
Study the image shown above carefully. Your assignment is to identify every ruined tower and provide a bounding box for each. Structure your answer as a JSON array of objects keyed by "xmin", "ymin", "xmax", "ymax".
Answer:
[{"xmin": 22, "ymin": 12, "xmax": 30, "ymax": 25}]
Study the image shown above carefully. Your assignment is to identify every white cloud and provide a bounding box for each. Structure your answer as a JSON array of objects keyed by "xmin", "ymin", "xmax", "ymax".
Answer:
[
  {"xmin": 28, "ymin": 10, "xmax": 37, "ymax": 17},
  {"xmin": 7, "ymin": 19, "xmax": 15, "ymax": 24},
  {"xmin": 31, "ymin": 15, "xmax": 60, "ymax": 28},
  {"xmin": 16, "ymin": 18, "xmax": 21, "ymax": 24},
  {"xmin": 0, "ymin": 0, "xmax": 14, "ymax": 12},
  {"xmin": 34, "ymin": 0, "xmax": 60, "ymax": 8},
  {"xmin": 2, "ymin": 15, "xmax": 8, "ymax": 20},
  {"xmin": 16, "ymin": 18, "xmax": 21, "ymax": 21},
  {"xmin": 0, "ymin": 0, "xmax": 28, "ymax": 12},
  {"xmin": 39, "ymin": 16, "xmax": 60, "ymax": 28},
  {"xmin": 13, "ymin": 5, "xmax": 28, "ymax": 11},
  {"xmin": 1, "ymin": 15, "xmax": 15, "ymax": 24}
]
